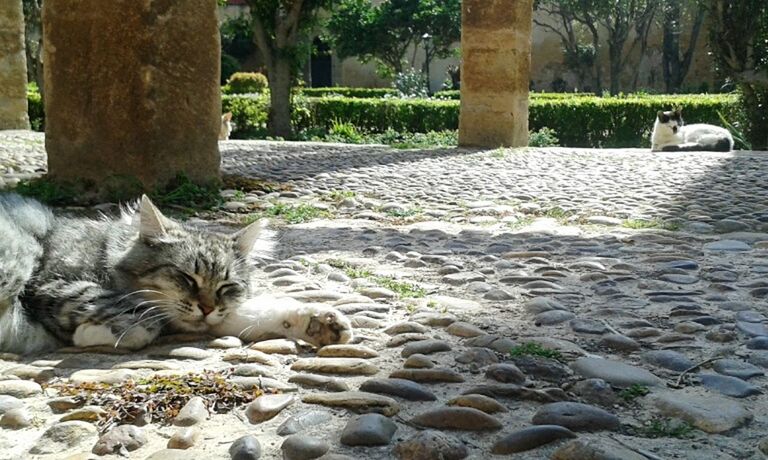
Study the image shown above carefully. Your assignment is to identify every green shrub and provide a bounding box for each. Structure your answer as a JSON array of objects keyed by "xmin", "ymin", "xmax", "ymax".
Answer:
[
  {"xmin": 216, "ymin": 92, "xmax": 740, "ymax": 148},
  {"xmin": 27, "ymin": 83, "xmax": 44, "ymax": 132},
  {"xmin": 529, "ymin": 127, "xmax": 559, "ymax": 147},
  {"xmin": 224, "ymin": 72, "xmax": 269, "ymax": 94},
  {"xmin": 222, "ymin": 94, "xmax": 269, "ymax": 138},
  {"xmin": 300, "ymin": 87, "xmax": 397, "ymax": 98}
]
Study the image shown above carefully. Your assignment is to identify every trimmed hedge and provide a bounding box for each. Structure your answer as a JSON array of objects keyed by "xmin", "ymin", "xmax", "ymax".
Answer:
[
  {"xmin": 27, "ymin": 85, "xmax": 44, "ymax": 131},
  {"xmin": 434, "ymin": 90, "xmax": 598, "ymax": 100},
  {"xmin": 300, "ymin": 87, "xmax": 398, "ymax": 98},
  {"xmin": 31, "ymin": 89, "xmax": 740, "ymax": 148}
]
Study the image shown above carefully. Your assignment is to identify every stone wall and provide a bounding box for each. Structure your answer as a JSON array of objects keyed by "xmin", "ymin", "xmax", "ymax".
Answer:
[
  {"xmin": 43, "ymin": 0, "xmax": 221, "ymax": 192},
  {"xmin": 0, "ymin": 0, "xmax": 30, "ymax": 130}
]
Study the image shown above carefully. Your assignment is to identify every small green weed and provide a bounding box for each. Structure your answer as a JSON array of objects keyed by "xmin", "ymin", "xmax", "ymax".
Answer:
[
  {"xmin": 373, "ymin": 276, "xmax": 427, "ymax": 298},
  {"xmin": 13, "ymin": 177, "xmax": 78, "ymax": 205},
  {"xmin": 622, "ymin": 218, "xmax": 681, "ymax": 231},
  {"xmin": 509, "ymin": 342, "xmax": 562, "ymax": 360},
  {"xmin": 327, "ymin": 190, "xmax": 357, "ymax": 202},
  {"xmin": 507, "ymin": 216, "xmax": 535, "ymax": 230},
  {"xmin": 639, "ymin": 418, "xmax": 695, "ymax": 439},
  {"xmin": 619, "ymin": 384, "xmax": 650, "ymax": 401},
  {"xmin": 326, "ymin": 259, "xmax": 373, "ymax": 279},
  {"xmin": 383, "ymin": 206, "xmax": 422, "ymax": 218},
  {"xmin": 489, "ymin": 148, "xmax": 507, "ymax": 158},
  {"xmin": 264, "ymin": 203, "xmax": 330, "ymax": 224},
  {"xmin": 151, "ymin": 173, "xmax": 222, "ymax": 210}
]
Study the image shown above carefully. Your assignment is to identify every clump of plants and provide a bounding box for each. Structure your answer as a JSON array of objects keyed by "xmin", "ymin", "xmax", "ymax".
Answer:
[
  {"xmin": 45, "ymin": 370, "xmax": 264, "ymax": 433},
  {"xmin": 509, "ymin": 342, "xmax": 563, "ymax": 360},
  {"xmin": 224, "ymin": 72, "xmax": 269, "ymax": 95}
]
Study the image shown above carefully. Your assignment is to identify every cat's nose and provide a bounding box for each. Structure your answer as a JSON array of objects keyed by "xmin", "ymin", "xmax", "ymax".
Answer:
[
  {"xmin": 198, "ymin": 304, "xmax": 214, "ymax": 316},
  {"xmin": 672, "ymin": 126, "xmax": 678, "ymax": 133}
]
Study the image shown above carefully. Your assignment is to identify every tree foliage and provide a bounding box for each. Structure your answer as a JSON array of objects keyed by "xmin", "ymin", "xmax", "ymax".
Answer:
[
  {"xmin": 708, "ymin": 0, "xmax": 768, "ymax": 149},
  {"xmin": 246, "ymin": 0, "xmax": 335, "ymax": 137},
  {"xmin": 326, "ymin": 0, "xmax": 460, "ymax": 77}
]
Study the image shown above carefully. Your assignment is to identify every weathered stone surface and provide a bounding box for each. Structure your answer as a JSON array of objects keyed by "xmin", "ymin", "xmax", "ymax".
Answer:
[
  {"xmin": 447, "ymin": 394, "xmax": 507, "ymax": 414},
  {"xmin": 281, "ymin": 434, "xmax": 329, "ymax": 460},
  {"xmin": 173, "ymin": 397, "xmax": 208, "ymax": 426},
  {"xmin": 318, "ymin": 344, "xmax": 379, "ymax": 358},
  {"xmin": 291, "ymin": 357, "xmax": 379, "ymax": 375},
  {"xmin": 167, "ymin": 427, "xmax": 200, "ymax": 449},
  {"xmin": 650, "ymin": 390, "xmax": 753, "ymax": 433},
  {"xmin": 394, "ymin": 430, "xmax": 468, "ymax": 460},
  {"xmin": 92, "ymin": 425, "xmax": 147, "ymax": 455},
  {"xmin": 0, "ymin": 0, "xmax": 29, "ymax": 129},
  {"xmin": 30, "ymin": 421, "xmax": 98, "ymax": 455},
  {"xmin": 389, "ymin": 368, "xmax": 465, "ymax": 383},
  {"xmin": 459, "ymin": 0, "xmax": 532, "ymax": 147},
  {"xmin": 43, "ymin": 0, "xmax": 221, "ymax": 191},
  {"xmin": 571, "ymin": 357, "xmax": 663, "ymax": 388},
  {"xmin": 551, "ymin": 438, "xmax": 647, "ymax": 460},
  {"xmin": 485, "ymin": 363, "xmax": 526, "ymax": 384},
  {"xmin": 277, "ymin": 410, "xmax": 332, "ymax": 436},
  {"xmin": 532, "ymin": 402, "xmax": 620, "ymax": 431},
  {"xmin": 359, "ymin": 378, "xmax": 437, "ymax": 401},
  {"xmin": 0, "ymin": 380, "xmax": 42, "ymax": 398},
  {"xmin": 229, "ymin": 435, "xmax": 261, "ymax": 460},
  {"xmin": 491, "ymin": 425, "xmax": 576, "ymax": 454},
  {"xmin": 340, "ymin": 413, "xmax": 398, "ymax": 446},
  {"xmin": 302, "ymin": 391, "xmax": 400, "ymax": 416},
  {"xmin": 288, "ymin": 373, "xmax": 350, "ymax": 392},
  {"xmin": 411, "ymin": 407, "xmax": 502, "ymax": 431},
  {"xmin": 246, "ymin": 394, "xmax": 295, "ymax": 423}
]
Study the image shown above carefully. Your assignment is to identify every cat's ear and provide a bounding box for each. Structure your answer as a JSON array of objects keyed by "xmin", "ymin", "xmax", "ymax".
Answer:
[
  {"xmin": 233, "ymin": 219, "xmax": 270, "ymax": 255},
  {"xmin": 222, "ymin": 112, "xmax": 232, "ymax": 122},
  {"xmin": 138, "ymin": 195, "xmax": 173, "ymax": 241},
  {"xmin": 657, "ymin": 111, "xmax": 665, "ymax": 120}
]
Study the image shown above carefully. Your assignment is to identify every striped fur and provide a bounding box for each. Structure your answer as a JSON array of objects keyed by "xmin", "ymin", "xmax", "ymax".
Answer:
[{"xmin": 0, "ymin": 193, "xmax": 271, "ymax": 353}]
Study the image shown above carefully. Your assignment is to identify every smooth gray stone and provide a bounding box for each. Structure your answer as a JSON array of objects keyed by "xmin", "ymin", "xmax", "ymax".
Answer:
[
  {"xmin": 491, "ymin": 425, "xmax": 577, "ymax": 454},
  {"xmin": 340, "ymin": 413, "xmax": 398, "ymax": 446},
  {"xmin": 359, "ymin": 378, "xmax": 437, "ymax": 401},
  {"xmin": 713, "ymin": 359, "xmax": 765, "ymax": 380},
  {"xmin": 532, "ymin": 402, "xmax": 620, "ymax": 432},
  {"xmin": 699, "ymin": 374, "xmax": 762, "ymax": 398},
  {"xmin": 642, "ymin": 350, "xmax": 695, "ymax": 372}
]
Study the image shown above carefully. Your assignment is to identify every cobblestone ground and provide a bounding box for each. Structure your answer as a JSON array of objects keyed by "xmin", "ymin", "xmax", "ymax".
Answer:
[{"xmin": 1, "ymin": 131, "xmax": 768, "ymax": 459}]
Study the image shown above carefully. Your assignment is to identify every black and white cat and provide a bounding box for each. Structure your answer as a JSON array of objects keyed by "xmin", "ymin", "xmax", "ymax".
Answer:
[
  {"xmin": 0, "ymin": 194, "xmax": 352, "ymax": 354},
  {"xmin": 651, "ymin": 109, "xmax": 733, "ymax": 152}
]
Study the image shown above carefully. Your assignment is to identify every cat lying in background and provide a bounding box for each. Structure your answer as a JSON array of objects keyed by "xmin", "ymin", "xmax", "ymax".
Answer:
[
  {"xmin": 0, "ymin": 194, "xmax": 352, "ymax": 354},
  {"xmin": 651, "ymin": 108, "xmax": 733, "ymax": 152},
  {"xmin": 219, "ymin": 112, "xmax": 233, "ymax": 140}
]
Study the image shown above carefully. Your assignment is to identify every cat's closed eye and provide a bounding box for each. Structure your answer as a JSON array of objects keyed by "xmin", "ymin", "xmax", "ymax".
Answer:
[
  {"xmin": 216, "ymin": 283, "xmax": 243, "ymax": 299},
  {"xmin": 177, "ymin": 271, "xmax": 198, "ymax": 290}
]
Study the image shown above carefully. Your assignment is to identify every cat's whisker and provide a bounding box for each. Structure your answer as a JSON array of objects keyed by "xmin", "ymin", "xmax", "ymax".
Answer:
[
  {"xmin": 113, "ymin": 313, "xmax": 171, "ymax": 349},
  {"xmin": 115, "ymin": 289, "xmax": 172, "ymax": 304}
]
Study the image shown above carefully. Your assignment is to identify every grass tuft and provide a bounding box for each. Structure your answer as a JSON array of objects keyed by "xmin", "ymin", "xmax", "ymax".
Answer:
[{"xmin": 509, "ymin": 342, "xmax": 563, "ymax": 360}]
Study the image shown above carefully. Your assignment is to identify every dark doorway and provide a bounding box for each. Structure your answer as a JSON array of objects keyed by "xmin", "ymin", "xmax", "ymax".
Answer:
[{"xmin": 311, "ymin": 38, "xmax": 332, "ymax": 87}]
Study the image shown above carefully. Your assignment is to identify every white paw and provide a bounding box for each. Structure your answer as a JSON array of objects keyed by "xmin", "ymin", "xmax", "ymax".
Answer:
[
  {"xmin": 297, "ymin": 305, "xmax": 353, "ymax": 347},
  {"xmin": 73, "ymin": 322, "xmax": 155, "ymax": 350},
  {"xmin": 73, "ymin": 323, "xmax": 117, "ymax": 348}
]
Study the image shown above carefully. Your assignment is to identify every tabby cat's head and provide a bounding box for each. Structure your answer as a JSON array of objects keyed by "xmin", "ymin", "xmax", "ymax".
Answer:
[{"xmin": 116, "ymin": 196, "xmax": 269, "ymax": 333}]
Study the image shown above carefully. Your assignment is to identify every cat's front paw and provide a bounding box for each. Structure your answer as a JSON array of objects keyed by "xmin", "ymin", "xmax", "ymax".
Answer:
[{"xmin": 300, "ymin": 306, "xmax": 353, "ymax": 347}]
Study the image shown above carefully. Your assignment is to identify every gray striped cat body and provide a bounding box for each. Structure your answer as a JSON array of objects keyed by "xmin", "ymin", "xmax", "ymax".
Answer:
[{"xmin": 0, "ymin": 194, "xmax": 351, "ymax": 354}]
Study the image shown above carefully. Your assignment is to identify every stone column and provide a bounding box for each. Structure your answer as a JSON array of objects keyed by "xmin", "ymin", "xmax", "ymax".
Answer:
[
  {"xmin": 43, "ymin": 0, "xmax": 221, "ymax": 193},
  {"xmin": 458, "ymin": 0, "xmax": 532, "ymax": 147},
  {"xmin": 0, "ymin": 0, "xmax": 30, "ymax": 130}
]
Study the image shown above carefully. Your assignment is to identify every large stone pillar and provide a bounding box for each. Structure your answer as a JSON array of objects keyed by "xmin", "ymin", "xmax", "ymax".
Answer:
[
  {"xmin": 0, "ymin": 0, "xmax": 30, "ymax": 130},
  {"xmin": 458, "ymin": 0, "xmax": 532, "ymax": 147},
  {"xmin": 43, "ymin": 0, "xmax": 221, "ymax": 193}
]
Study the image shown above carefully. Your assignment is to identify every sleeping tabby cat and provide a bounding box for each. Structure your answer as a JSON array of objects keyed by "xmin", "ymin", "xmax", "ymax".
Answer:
[{"xmin": 0, "ymin": 193, "xmax": 352, "ymax": 354}]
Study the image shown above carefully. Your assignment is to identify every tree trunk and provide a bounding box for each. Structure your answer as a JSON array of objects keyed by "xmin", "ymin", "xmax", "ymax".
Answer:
[
  {"xmin": 608, "ymin": 41, "xmax": 622, "ymax": 95},
  {"xmin": 586, "ymin": 24, "xmax": 603, "ymax": 93},
  {"xmin": 268, "ymin": 58, "xmax": 294, "ymax": 139},
  {"xmin": 662, "ymin": 1, "xmax": 682, "ymax": 92}
]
